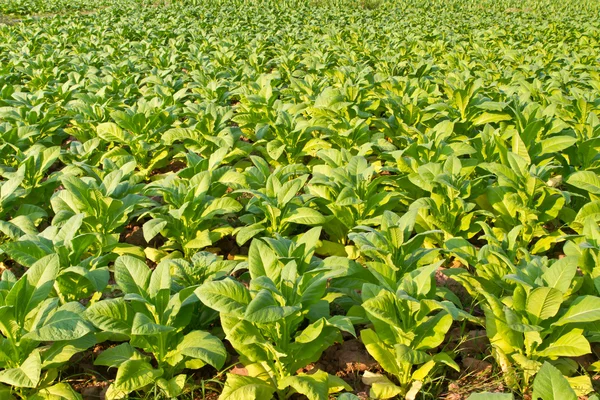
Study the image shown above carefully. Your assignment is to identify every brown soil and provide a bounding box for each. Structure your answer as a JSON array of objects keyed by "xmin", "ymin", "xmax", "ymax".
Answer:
[
  {"xmin": 436, "ymin": 260, "xmax": 473, "ymax": 307},
  {"xmin": 120, "ymin": 224, "xmax": 146, "ymax": 247},
  {"xmin": 151, "ymin": 159, "xmax": 186, "ymax": 175},
  {"xmin": 294, "ymin": 338, "xmax": 380, "ymax": 397},
  {"xmin": 212, "ymin": 236, "xmax": 249, "ymax": 260}
]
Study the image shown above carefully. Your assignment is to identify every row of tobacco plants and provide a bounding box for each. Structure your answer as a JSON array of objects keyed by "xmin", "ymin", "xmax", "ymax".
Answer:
[{"xmin": 1, "ymin": 0, "xmax": 600, "ymax": 398}]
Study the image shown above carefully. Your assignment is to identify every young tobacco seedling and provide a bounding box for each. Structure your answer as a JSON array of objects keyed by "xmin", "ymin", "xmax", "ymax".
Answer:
[
  {"xmin": 478, "ymin": 151, "xmax": 566, "ymax": 249},
  {"xmin": 143, "ymin": 169, "xmax": 242, "ymax": 258},
  {"xmin": 408, "ymin": 156, "xmax": 491, "ymax": 242},
  {"xmin": 196, "ymin": 233, "xmax": 354, "ymax": 400},
  {"xmin": 234, "ymin": 158, "xmax": 329, "ymax": 246},
  {"xmin": 358, "ymin": 263, "xmax": 469, "ymax": 399},
  {"xmin": 0, "ymin": 254, "xmax": 95, "ymax": 399},
  {"xmin": 86, "ymin": 255, "xmax": 226, "ymax": 399},
  {"xmin": 308, "ymin": 149, "xmax": 401, "ymax": 244},
  {"xmin": 350, "ymin": 209, "xmax": 441, "ymax": 278},
  {"xmin": 51, "ymin": 174, "xmax": 154, "ymax": 248},
  {"xmin": 158, "ymin": 251, "xmax": 239, "ymax": 328},
  {"xmin": 477, "ymin": 255, "xmax": 598, "ymax": 396}
]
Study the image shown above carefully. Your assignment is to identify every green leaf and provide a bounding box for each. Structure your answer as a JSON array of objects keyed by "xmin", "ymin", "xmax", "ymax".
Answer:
[
  {"xmin": 97, "ymin": 122, "xmax": 129, "ymax": 143},
  {"xmin": 202, "ymin": 197, "xmax": 242, "ymax": 218},
  {"xmin": 360, "ymin": 329, "xmax": 399, "ymax": 376},
  {"xmin": 553, "ymin": 296, "xmax": 600, "ymax": 326},
  {"xmin": 1, "ymin": 240, "xmax": 51, "ymax": 267},
  {"xmin": 5, "ymin": 254, "xmax": 59, "ymax": 324},
  {"xmin": 94, "ymin": 343, "xmax": 143, "ymax": 368},
  {"xmin": 542, "ymin": 257, "xmax": 578, "ymax": 294},
  {"xmin": 472, "ymin": 113, "xmax": 512, "ymax": 126},
  {"xmin": 178, "ymin": 330, "xmax": 227, "ymax": 369},
  {"xmin": 279, "ymin": 370, "xmax": 330, "ymax": 400},
  {"xmin": 86, "ymin": 298, "xmax": 133, "ymax": 335},
  {"xmin": 42, "ymin": 334, "xmax": 97, "ymax": 368},
  {"xmin": 283, "ymin": 207, "xmax": 329, "ymax": 225},
  {"xmin": 326, "ymin": 315, "xmax": 356, "ymax": 337},
  {"xmin": 395, "ymin": 344, "xmax": 431, "ymax": 365},
  {"xmin": 361, "ymin": 371, "xmax": 402, "ymax": 399},
  {"xmin": 142, "ymin": 219, "xmax": 167, "ymax": 243},
  {"xmin": 24, "ymin": 308, "xmax": 92, "ymax": 341},
  {"xmin": 567, "ymin": 171, "xmax": 600, "ymax": 195},
  {"xmin": 156, "ymin": 375, "xmax": 186, "ymax": 398},
  {"xmin": 185, "ymin": 230, "xmax": 212, "ymax": 249},
  {"xmin": 575, "ymin": 201, "xmax": 600, "ymax": 224},
  {"xmin": 114, "ymin": 255, "xmax": 151, "ymax": 296},
  {"xmin": 0, "ymin": 351, "xmax": 41, "ymax": 388},
  {"xmin": 195, "ymin": 279, "xmax": 251, "ymax": 315},
  {"xmin": 235, "ymin": 223, "xmax": 266, "ymax": 246},
  {"xmin": 219, "ymin": 374, "xmax": 276, "ymax": 400},
  {"xmin": 131, "ymin": 312, "xmax": 173, "ymax": 335},
  {"xmin": 244, "ymin": 290, "xmax": 299, "ymax": 323},
  {"xmin": 535, "ymin": 329, "xmax": 590, "ymax": 358},
  {"xmin": 413, "ymin": 311, "xmax": 453, "ymax": 350},
  {"xmin": 511, "ymin": 133, "xmax": 531, "ymax": 164},
  {"xmin": 539, "ymin": 136, "xmax": 577, "ymax": 156},
  {"xmin": 526, "ymin": 287, "xmax": 563, "ymax": 324},
  {"xmin": 112, "ymin": 360, "xmax": 163, "ymax": 393},
  {"xmin": 532, "ymin": 362, "xmax": 577, "ymax": 400},
  {"xmin": 29, "ymin": 383, "xmax": 82, "ymax": 400},
  {"xmin": 163, "ymin": 127, "xmax": 196, "ymax": 145}
]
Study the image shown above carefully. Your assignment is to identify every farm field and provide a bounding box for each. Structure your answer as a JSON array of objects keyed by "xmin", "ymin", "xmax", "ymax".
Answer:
[{"xmin": 1, "ymin": 0, "xmax": 600, "ymax": 398}]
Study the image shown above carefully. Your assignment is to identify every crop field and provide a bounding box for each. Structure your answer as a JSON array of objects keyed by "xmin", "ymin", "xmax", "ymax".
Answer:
[{"xmin": 0, "ymin": 0, "xmax": 600, "ymax": 398}]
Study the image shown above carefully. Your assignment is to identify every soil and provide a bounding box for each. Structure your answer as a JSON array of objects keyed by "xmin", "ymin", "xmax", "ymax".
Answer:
[
  {"xmin": 151, "ymin": 159, "xmax": 187, "ymax": 175},
  {"xmin": 120, "ymin": 223, "xmax": 146, "ymax": 247},
  {"xmin": 211, "ymin": 236, "xmax": 249, "ymax": 259},
  {"xmin": 436, "ymin": 261, "xmax": 474, "ymax": 309},
  {"xmin": 294, "ymin": 338, "xmax": 380, "ymax": 397}
]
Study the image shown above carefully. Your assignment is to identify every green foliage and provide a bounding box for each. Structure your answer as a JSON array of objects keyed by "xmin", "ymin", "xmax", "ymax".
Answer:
[{"xmin": 0, "ymin": 0, "xmax": 599, "ymax": 398}]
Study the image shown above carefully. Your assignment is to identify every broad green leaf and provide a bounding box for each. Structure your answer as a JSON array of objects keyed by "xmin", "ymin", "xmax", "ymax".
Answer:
[
  {"xmin": 235, "ymin": 223, "xmax": 265, "ymax": 246},
  {"xmin": 539, "ymin": 136, "xmax": 577, "ymax": 156},
  {"xmin": 202, "ymin": 197, "xmax": 242, "ymax": 218},
  {"xmin": 526, "ymin": 287, "xmax": 562, "ymax": 324},
  {"xmin": 112, "ymin": 359, "xmax": 163, "ymax": 393},
  {"xmin": 114, "ymin": 255, "xmax": 151, "ymax": 296},
  {"xmin": 86, "ymin": 298, "xmax": 133, "ymax": 335},
  {"xmin": 395, "ymin": 344, "xmax": 431, "ymax": 365},
  {"xmin": 97, "ymin": 122, "xmax": 129, "ymax": 143},
  {"xmin": 553, "ymin": 296, "xmax": 600, "ymax": 326},
  {"xmin": 279, "ymin": 371, "xmax": 329, "ymax": 400},
  {"xmin": 511, "ymin": 132, "xmax": 531, "ymax": 163},
  {"xmin": 178, "ymin": 330, "xmax": 227, "ymax": 369},
  {"xmin": 361, "ymin": 371, "xmax": 402, "ymax": 399},
  {"xmin": 142, "ymin": 219, "xmax": 167, "ymax": 243},
  {"xmin": 244, "ymin": 290, "xmax": 298, "ymax": 323},
  {"xmin": 29, "ymin": 383, "xmax": 82, "ymax": 400},
  {"xmin": 542, "ymin": 257, "xmax": 577, "ymax": 294},
  {"xmin": 24, "ymin": 309, "xmax": 92, "ymax": 341},
  {"xmin": 532, "ymin": 362, "xmax": 576, "ymax": 400},
  {"xmin": 360, "ymin": 329, "xmax": 399, "ymax": 376},
  {"xmin": 195, "ymin": 279, "xmax": 251, "ymax": 315},
  {"xmin": 283, "ymin": 207, "xmax": 329, "ymax": 225},
  {"xmin": 567, "ymin": 171, "xmax": 600, "ymax": 195},
  {"xmin": 94, "ymin": 343, "xmax": 143, "ymax": 368},
  {"xmin": 131, "ymin": 312, "xmax": 173, "ymax": 335},
  {"xmin": 472, "ymin": 113, "xmax": 512, "ymax": 126},
  {"xmin": 535, "ymin": 329, "xmax": 590, "ymax": 358},
  {"xmin": 42, "ymin": 334, "xmax": 97, "ymax": 368},
  {"xmin": 219, "ymin": 374, "xmax": 276, "ymax": 400},
  {"xmin": 0, "ymin": 351, "xmax": 41, "ymax": 388}
]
